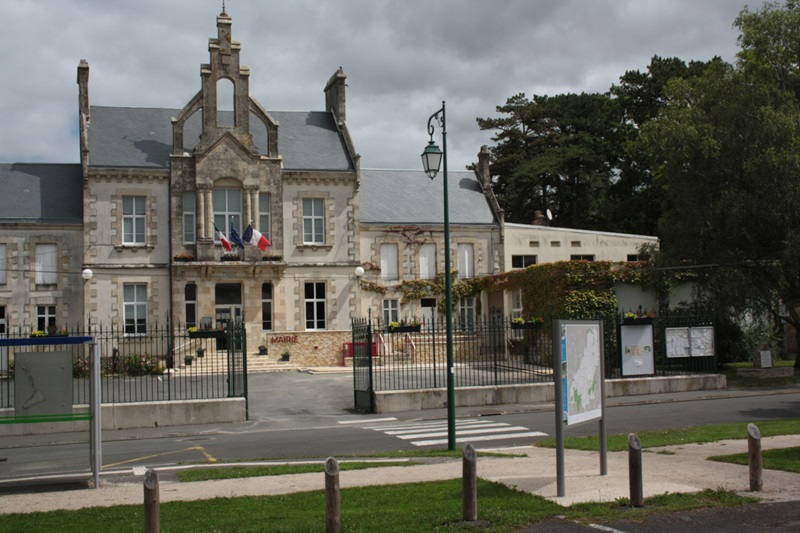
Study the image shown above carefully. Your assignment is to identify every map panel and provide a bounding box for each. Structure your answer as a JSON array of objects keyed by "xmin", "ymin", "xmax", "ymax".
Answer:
[{"xmin": 563, "ymin": 323, "xmax": 602, "ymax": 425}]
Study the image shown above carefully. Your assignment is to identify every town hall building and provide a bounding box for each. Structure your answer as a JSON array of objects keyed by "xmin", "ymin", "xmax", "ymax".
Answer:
[{"xmin": 0, "ymin": 11, "xmax": 656, "ymax": 366}]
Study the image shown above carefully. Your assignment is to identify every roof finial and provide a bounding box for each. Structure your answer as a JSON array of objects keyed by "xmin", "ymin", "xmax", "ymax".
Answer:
[{"xmin": 222, "ymin": 0, "xmax": 227, "ymax": 14}]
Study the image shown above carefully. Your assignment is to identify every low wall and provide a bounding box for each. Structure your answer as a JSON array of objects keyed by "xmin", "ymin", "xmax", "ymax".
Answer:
[
  {"xmin": 0, "ymin": 398, "xmax": 246, "ymax": 436},
  {"xmin": 373, "ymin": 374, "xmax": 727, "ymax": 414}
]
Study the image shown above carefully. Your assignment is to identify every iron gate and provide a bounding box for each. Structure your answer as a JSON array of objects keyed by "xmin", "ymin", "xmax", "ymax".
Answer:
[{"xmin": 352, "ymin": 317, "xmax": 374, "ymax": 412}]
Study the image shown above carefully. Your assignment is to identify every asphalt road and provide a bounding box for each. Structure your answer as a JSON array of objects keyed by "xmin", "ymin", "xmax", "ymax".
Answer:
[{"xmin": 1, "ymin": 372, "xmax": 799, "ymax": 482}]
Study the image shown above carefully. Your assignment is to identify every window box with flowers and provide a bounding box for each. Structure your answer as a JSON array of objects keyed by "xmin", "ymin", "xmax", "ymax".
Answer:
[
  {"xmin": 173, "ymin": 250, "xmax": 196, "ymax": 262},
  {"xmin": 511, "ymin": 317, "xmax": 544, "ymax": 330},
  {"xmin": 622, "ymin": 311, "xmax": 655, "ymax": 325},
  {"xmin": 31, "ymin": 326, "xmax": 69, "ymax": 338},
  {"xmin": 187, "ymin": 325, "xmax": 225, "ymax": 340},
  {"xmin": 387, "ymin": 319, "xmax": 421, "ymax": 333}
]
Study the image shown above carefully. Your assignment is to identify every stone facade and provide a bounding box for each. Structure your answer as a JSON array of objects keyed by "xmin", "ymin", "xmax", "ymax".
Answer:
[{"xmin": 1, "ymin": 11, "xmax": 663, "ymax": 369}]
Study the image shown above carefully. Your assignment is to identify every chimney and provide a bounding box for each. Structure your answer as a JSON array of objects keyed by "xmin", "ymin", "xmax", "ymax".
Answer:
[
  {"xmin": 476, "ymin": 145, "xmax": 491, "ymax": 189},
  {"xmin": 324, "ymin": 67, "xmax": 347, "ymax": 123},
  {"xmin": 77, "ymin": 59, "xmax": 90, "ymax": 177}
]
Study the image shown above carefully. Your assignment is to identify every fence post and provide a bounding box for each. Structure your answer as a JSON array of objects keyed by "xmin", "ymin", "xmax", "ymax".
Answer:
[
  {"xmin": 747, "ymin": 423, "xmax": 762, "ymax": 492},
  {"xmin": 628, "ymin": 433, "xmax": 644, "ymax": 507},
  {"xmin": 462, "ymin": 443, "xmax": 477, "ymax": 521},
  {"xmin": 325, "ymin": 457, "xmax": 341, "ymax": 533},
  {"xmin": 143, "ymin": 468, "xmax": 160, "ymax": 533}
]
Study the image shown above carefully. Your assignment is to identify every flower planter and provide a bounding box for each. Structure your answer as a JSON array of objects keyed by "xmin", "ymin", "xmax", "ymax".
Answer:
[
  {"xmin": 189, "ymin": 330, "xmax": 226, "ymax": 340},
  {"xmin": 622, "ymin": 318, "xmax": 653, "ymax": 326},
  {"xmin": 184, "ymin": 357, "xmax": 194, "ymax": 366},
  {"xmin": 512, "ymin": 322, "xmax": 543, "ymax": 330},
  {"xmin": 196, "ymin": 349, "xmax": 205, "ymax": 358},
  {"xmin": 388, "ymin": 325, "xmax": 421, "ymax": 333}
]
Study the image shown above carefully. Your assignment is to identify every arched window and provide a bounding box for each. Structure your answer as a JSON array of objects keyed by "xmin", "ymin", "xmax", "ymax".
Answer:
[{"xmin": 216, "ymin": 78, "xmax": 234, "ymax": 127}]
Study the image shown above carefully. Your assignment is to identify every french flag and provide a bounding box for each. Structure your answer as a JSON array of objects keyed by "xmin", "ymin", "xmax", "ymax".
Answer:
[
  {"xmin": 243, "ymin": 224, "xmax": 270, "ymax": 252},
  {"xmin": 214, "ymin": 224, "xmax": 232, "ymax": 252}
]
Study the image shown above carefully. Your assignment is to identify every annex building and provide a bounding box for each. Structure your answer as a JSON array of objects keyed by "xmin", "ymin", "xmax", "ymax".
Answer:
[{"xmin": 0, "ymin": 12, "xmax": 656, "ymax": 367}]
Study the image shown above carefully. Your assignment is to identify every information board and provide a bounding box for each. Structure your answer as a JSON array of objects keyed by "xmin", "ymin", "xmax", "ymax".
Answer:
[
  {"xmin": 620, "ymin": 324, "xmax": 655, "ymax": 376},
  {"xmin": 560, "ymin": 322, "xmax": 603, "ymax": 426}
]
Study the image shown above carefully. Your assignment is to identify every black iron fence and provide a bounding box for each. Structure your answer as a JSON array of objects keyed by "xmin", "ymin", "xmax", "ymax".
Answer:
[
  {"xmin": 352, "ymin": 312, "xmax": 718, "ymax": 400},
  {"xmin": 0, "ymin": 322, "xmax": 247, "ymax": 409}
]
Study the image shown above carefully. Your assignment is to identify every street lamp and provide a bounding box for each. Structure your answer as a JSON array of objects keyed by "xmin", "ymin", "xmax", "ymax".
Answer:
[{"xmin": 421, "ymin": 100, "xmax": 456, "ymax": 451}]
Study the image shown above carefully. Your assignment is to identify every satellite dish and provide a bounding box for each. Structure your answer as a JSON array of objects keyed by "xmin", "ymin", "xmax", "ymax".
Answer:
[{"xmin": 546, "ymin": 209, "xmax": 553, "ymax": 221}]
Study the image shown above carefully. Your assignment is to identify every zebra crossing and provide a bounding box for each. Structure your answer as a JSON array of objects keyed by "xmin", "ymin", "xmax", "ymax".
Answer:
[{"xmin": 341, "ymin": 417, "xmax": 547, "ymax": 447}]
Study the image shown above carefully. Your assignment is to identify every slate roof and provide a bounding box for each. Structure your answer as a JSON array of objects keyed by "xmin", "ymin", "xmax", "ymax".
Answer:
[
  {"xmin": 87, "ymin": 106, "xmax": 354, "ymax": 171},
  {"xmin": 359, "ymin": 169, "xmax": 498, "ymax": 226},
  {"xmin": 0, "ymin": 163, "xmax": 83, "ymax": 223}
]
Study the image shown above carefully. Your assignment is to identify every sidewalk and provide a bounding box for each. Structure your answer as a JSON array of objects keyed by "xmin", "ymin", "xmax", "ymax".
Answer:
[{"xmin": 1, "ymin": 434, "xmax": 798, "ymax": 514}]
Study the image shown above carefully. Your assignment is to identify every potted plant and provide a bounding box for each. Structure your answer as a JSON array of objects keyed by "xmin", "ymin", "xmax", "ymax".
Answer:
[
  {"xmin": 196, "ymin": 346, "xmax": 205, "ymax": 358},
  {"xmin": 30, "ymin": 329, "xmax": 46, "ymax": 338},
  {"xmin": 184, "ymin": 353, "xmax": 195, "ymax": 366},
  {"xmin": 258, "ymin": 345, "xmax": 268, "ymax": 355},
  {"xmin": 281, "ymin": 350, "xmax": 290, "ymax": 362}
]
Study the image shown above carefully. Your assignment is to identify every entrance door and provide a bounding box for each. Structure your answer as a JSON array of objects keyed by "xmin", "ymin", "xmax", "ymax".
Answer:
[{"xmin": 215, "ymin": 283, "xmax": 242, "ymax": 351}]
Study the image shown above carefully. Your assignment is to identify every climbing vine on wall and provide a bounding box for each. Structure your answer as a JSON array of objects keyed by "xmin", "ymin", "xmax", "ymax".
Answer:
[{"xmin": 357, "ymin": 259, "xmax": 676, "ymax": 319}]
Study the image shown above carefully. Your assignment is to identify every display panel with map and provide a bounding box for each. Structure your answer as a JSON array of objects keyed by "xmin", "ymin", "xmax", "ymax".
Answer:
[{"xmin": 560, "ymin": 322, "xmax": 603, "ymax": 426}]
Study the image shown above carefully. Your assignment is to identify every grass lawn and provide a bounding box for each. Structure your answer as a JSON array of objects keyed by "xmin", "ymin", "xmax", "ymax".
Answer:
[
  {"xmin": 0, "ymin": 481, "xmax": 755, "ymax": 533},
  {"xmin": 177, "ymin": 460, "xmax": 416, "ymax": 482},
  {"xmin": 722, "ymin": 359, "xmax": 799, "ymax": 388},
  {"xmin": 537, "ymin": 418, "xmax": 800, "ymax": 452},
  {"xmin": 709, "ymin": 446, "xmax": 800, "ymax": 474}
]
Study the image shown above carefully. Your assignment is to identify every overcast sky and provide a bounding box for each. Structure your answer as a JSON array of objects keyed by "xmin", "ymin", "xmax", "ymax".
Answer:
[{"xmin": 1, "ymin": 0, "xmax": 747, "ymax": 173}]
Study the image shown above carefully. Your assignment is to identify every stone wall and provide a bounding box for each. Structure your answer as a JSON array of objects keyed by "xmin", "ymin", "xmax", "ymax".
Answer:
[{"xmin": 264, "ymin": 330, "xmax": 351, "ymax": 366}]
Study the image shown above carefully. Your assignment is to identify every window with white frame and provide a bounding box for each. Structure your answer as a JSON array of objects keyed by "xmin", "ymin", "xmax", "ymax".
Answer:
[
  {"xmin": 36, "ymin": 305, "xmax": 56, "ymax": 331},
  {"xmin": 182, "ymin": 192, "xmax": 196, "ymax": 243},
  {"xmin": 459, "ymin": 297, "xmax": 476, "ymax": 331},
  {"xmin": 457, "ymin": 243, "xmax": 474, "ymax": 279},
  {"xmin": 123, "ymin": 283, "xmax": 147, "ymax": 335},
  {"xmin": 185, "ymin": 283, "xmax": 196, "ymax": 328},
  {"xmin": 380, "ymin": 243, "xmax": 399, "ymax": 280},
  {"xmin": 213, "ymin": 188, "xmax": 242, "ymax": 239},
  {"xmin": 304, "ymin": 282, "xmax": 326, "ymax": 330},
  {"xmin": 0, "ymin": 305, "xmax": 5, "ymax": 334},
  {"xmin": 259, "ymin": 192, "xmax": 271, "ymax": 241},
  {"xmin": 511, "ymin": 289, "xmax": 523, "ymax": 319},
  {"xmin": 0, "ymin": 244, "xmax": 6, "ymax": 285},
  {"xmin": 35, "ymin": 244, "xmax": 57, "ymax": 285},
  {"xmin": 419, "ymin": 243, "xmax": 436, "ymax": 280},
  {"xmin": 303, "ymin": 198, "xmax": 325, "ymax": 245},
  {"xmin": 382, "ymin": 299, "xmax": 399, "ymax": 325},
  {"xmin": 262, "ymin": 283, "xmax": 273, "ymax": 330},
  {"xmin": 122, "ymin": 196, "xmax": 146, "ymax": 245}
]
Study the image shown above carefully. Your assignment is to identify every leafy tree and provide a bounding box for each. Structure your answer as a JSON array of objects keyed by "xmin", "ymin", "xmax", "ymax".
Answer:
[
  {"xmin": 478, "ymin": 57, "xmax": 720, "ymax": 236},
  {"xmin": 640, "ymin": 3, "xmax": 800, "ymax": 367},
  {"xmin": 477, "ymin": 92, "xmax": 623, "ymax": 230}
]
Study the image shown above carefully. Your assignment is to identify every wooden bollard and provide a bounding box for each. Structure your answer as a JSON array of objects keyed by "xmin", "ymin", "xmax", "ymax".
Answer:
[
  {"xmin": 325, "ymin": 457, "xmax": 341, "ymax": 533},
  {"xmin": 462, "ymin": 443, "xmax": 477, "ymax": 522},
  {"xmin": 628, "ymin": 434, "xmax": 644, "ymax": 508},
  {"xmin": 143, "ymin": 468, "xmax": 160, "ymax": 533},
  {"xmin": 748, "ymin": 423, "xmax": 762, "ymax": 492}
]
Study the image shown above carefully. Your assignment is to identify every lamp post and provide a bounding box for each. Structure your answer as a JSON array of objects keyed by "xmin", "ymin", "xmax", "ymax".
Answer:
[{"xmin": 421, "ymin": 100, "xmax": 456, "ymax": 451}]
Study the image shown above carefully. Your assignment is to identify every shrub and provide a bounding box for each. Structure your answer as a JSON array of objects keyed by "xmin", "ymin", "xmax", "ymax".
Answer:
[
  {"xmin": 121, "ymin": 353, "xmax": 165, "ymax": 376},
  {"xmin": 73, "ymin": 356, "xmax": 90, "ymax": 378}
]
